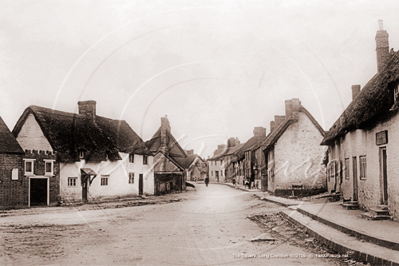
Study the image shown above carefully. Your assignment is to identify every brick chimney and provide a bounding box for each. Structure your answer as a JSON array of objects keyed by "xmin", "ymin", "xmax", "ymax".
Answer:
[
  {"xmin": 253, "ymin": 127, "xmax": 266, "ymax": 139},
  {"xmin": 160, "ymin": 115, "xmax": 171, "ymax": 155},
  {"xmin": 235, "ymin": 137, "xmax": 240, "ymax": 146},
  {"xmin": 376, "ymin": 20, "xmax": 389, "ymax": 73},
  {"xmin": 352, "ymin": 85, "xmax": 361, "ymax": 100},
  {"xmin": 78, "ymin": 101, "xmax": 96, "ymax": 121},
  {"xmin": 186, "ymin": 149, "xmax": 194, "ymax": 156}
]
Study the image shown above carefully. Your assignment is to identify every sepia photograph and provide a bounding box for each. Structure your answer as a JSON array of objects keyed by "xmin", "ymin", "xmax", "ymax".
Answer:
[{"xmin": 0, "ymin": 0, "xmax": 399, "ymax": 265}]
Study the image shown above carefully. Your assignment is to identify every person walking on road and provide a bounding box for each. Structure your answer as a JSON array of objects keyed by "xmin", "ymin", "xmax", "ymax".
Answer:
[
  {"xmin": 232, "ymin": 177, "xmax": 236, "ymax": 188},
  {"xmin": 205, "ymin": 177, "xmax": 209, "ymax": 187}
]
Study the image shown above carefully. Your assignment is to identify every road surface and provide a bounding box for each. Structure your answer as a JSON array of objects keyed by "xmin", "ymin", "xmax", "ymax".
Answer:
[{"xmin": 0, "ymin": 184, "xmax": 344, "ymax": 265}]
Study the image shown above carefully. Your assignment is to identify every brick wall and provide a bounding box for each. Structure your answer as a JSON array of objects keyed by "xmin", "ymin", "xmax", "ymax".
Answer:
[{"xmin": 0, "ymin": 153, "xmax": 27, "ymax": 207}]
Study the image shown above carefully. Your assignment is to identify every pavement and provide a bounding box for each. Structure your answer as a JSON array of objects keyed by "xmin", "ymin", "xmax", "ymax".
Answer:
[{"xmin": 222, "ymin": 182, "xmax": 399, "ymax": 265}]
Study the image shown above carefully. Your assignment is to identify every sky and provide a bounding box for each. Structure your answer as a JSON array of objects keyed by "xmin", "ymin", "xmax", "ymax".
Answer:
[{"xmin": 1, "ymin": 0, "xmax": 399, "ymax": 158}]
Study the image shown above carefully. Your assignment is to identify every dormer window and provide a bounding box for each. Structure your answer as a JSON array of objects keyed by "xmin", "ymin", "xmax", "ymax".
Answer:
[{"xmin": 79, "ymin": 151, "xmax": 85, "ymax": 159}]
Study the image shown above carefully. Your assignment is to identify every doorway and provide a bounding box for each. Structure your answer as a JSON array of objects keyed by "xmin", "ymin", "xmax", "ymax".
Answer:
[
  {"xmin": 379, "ymin": 147, "xmax": 388, "ymax": 205},
  {"xmin": 215, "ymin": 171, "xmax": 219, "ymax": 182},
  {"xmin": 30, "ymin": 178, "xmax": 48, "ymax": 206},
  {"xmin": 139, "ymin": 174, "xmax": 143, "ymax": 195}
]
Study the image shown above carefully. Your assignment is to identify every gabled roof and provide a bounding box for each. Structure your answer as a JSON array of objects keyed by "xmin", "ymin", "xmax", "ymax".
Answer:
[
  {"xmin": 173, "ymin": 154, "xmax": 204, "ymax": 169},
  {"xmin": 261, "ymin": 106, "xmax": 325, "ymax": 150},
  {"xmin": 208, "ymin": 144, "xmax": 228, "ymax": 160},
  {"xmin": 153, "ymin": 151, "xmax": 185, "ymax": 171},
  {"xmin": 236, "ymin": 136, "xmax": 265, "ymax": 161},
  {"xmin": 321, "ymin": 51, "xmax": 399, "ymax": 145},
  {"xmin": 0, "ymin": 116, "xmax": 24, "ymax": 154},
  {"xmin": 145, "ymin": 127, "xmax": 187, "ymax": 158},
  {"xmin": 12, "ymin": 105, "xmax": 149, "ymax": 163}
]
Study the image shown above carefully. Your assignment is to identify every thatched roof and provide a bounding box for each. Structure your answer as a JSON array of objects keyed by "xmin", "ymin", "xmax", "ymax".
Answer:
[
  {"xmin": 261, "ymin": 106, "xmax": 325, "ymax": 150},
  {"xmin": 236, "ymin": 136, "xmax": 265, "ymax": 161},
  {"xmin": 174, "ymin": 154, "xmax": 204, "ymax": 169},
  {"xmin": 0, "ymin": 116, "xmax": 24, "ymax": 154},
  {"xmin": 12, "ymin": 105, "xmax": 149, "ymax": 162},
  {"xmin": 321, "ymin": 50, "xmax": 399, "ymax": 145}
]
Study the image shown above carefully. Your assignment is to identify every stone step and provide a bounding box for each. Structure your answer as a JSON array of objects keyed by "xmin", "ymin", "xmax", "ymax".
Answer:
[
  {"xmin": 280, "ymin": 210, "xmax": 399, "ymax": 265},
  {"xmin": 369, "ymin": 208, "xmax": 390, "ymax": 216},
  {"xmin": 341, "ymin": 202, "xmax": 360, "ymax": 210},
  {"xmin": 362, "ymin": 212, "xmax": 391, "ymax": 221},
  {"xmin": 377, "ymin": 205, "xmax": 389, "ymax": 210}
]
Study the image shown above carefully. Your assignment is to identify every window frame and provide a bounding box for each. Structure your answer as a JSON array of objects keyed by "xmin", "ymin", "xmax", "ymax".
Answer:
[
  {"xmin": 44, "ymin": 159, "xmax": 54, "ymax": 176},
  {"xmin": 129, "ymin": 153, "xmax": 134, "ymax": 163},
  {"xmin": 101, "ymin": 175, "xmax": 109, "ymax": 186},
  {"xmin": 79, "ymin": 151, "xmax": 85, "ymax": 159},
  {"xmin": 68, "ymin": 177, "xmax": 77, "ymax": 187},
  {"xmin": 143, "ymin": 155, "xmax": 148, "ymax": 165},
  {"xmin": 23, "ymin": 159, "xmax": 35, "ymax": 176},
  {"xmin": 344, "ymin": 158, "xmax": 350, "ymax": 180},
  {"xmin": 359, "ymin": 155, "xmax": 367, "ymax": 180},
  {"xmin": 129, "ymin": 173, "xmax": 134, "ymax": 184}
]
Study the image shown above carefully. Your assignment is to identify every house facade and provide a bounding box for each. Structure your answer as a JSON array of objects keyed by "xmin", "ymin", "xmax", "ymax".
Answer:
[
  {"xmin": 146, "ymin": 116, "xmax": 187, "ymax": 194},
  {"xmin": 260, "ymin": 99, "xmax": 327, "ymax": 196},
  {"xmin": 0, "ymin": 117, "xmax": 27, "ymax": 208},
  {"xmin": 13, "ymin": 101, "xmax": 154, "ymax": 204},
  {"xmin": 321, "ymin": 21, "xmax": 399, "ymax": 220},
  {"xmin": 208, "ymin": 144, "xmax": 227, "ymax": 183}
]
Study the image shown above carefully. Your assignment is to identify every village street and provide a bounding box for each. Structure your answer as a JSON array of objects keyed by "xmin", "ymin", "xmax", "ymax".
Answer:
[{"xmin": 0, "ymin": 184, "xmax": 351, "ymax": 266}]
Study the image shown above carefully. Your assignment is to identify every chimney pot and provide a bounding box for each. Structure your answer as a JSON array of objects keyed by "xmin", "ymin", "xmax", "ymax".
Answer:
[
  {"xmin": 352, "ymin": 85, "xmax": 361, "ymax": 100},
  {"xmin": 376, "ymin": 20, "xmax": 390, "ymax": 73},
  {"xmin": 378, "ymin": 19, "xmax": 384, "ymax": 31}
]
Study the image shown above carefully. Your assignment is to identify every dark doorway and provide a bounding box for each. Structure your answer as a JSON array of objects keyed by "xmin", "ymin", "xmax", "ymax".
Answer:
[
  {"xmin": 352, "ymin": 157, "xmax": 358, "ymax": 201},
  {"xmin": 82, "ymin": 177, "xmax": 88, "ymax": 202},
  {"xmin": 30, "ymin": 178, "xmax": 47, "ymax": 206},
  {"xmin": 380, "ymin": 147, "xmax": 388, "ymax": 205},
  {"xmin": 139, "ymin": 174, "xmax": 143, "ymax": 195},
  {"xmin": 215, "ymin": 171, "xmax": 219, "ymax": 182}
]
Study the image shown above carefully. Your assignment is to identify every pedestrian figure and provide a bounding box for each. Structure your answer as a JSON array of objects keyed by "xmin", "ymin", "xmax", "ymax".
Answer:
[
  {"xmin": 232, "ymin": 177, "xmax": 236, "ymax": 187},
  {"xmin": 244, "ymin": 179, "xmax": 249, "ymax": 189},
  {"xmin": 205, "ymin": 177, "xmax": 209, "ymax": 187}
]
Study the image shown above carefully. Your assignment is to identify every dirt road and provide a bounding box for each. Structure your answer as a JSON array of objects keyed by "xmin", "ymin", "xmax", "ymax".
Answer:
[{"xmin": 0, "ymin": 184, "xmax": 347, "ymax": 265}]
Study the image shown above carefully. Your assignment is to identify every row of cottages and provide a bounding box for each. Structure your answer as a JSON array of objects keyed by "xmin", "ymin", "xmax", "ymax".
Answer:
[
  {"xmin": 208, "ymin": 144, "xmax": 227, "ymax": 183},
  {"xmin": 145, "ymin": 115, "xmax": 188, "ymax": 195},
  {"xmin": 10, "ymin": 100, "xmax": 154, "ymax": 206},
  {"xmin": 321, "ymin": 21, "xmax": 399, "ymax": 220}
]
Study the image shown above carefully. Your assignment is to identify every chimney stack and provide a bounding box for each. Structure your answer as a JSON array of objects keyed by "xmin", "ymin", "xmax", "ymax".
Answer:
[
  {"xmin": 186, "ymin": 149, "xmax": 194, "ymax": 156},
  {"xmin": 376, "ymin": 20, "xmax": 389, "ymax": 73},
  {"xmin": 160, "ymin": 115, "xmax": 170, "ymax": 155},
  {"xmin": 274, "ymin": 115, "xmax": 286, "ymax": 128},
  {"xmin": 285, "ymin": 100, "xmax": 293, "ymax": 119},
  {"xmin": 270, "ymin": 121, "xmax": 276, "ymax": 133},
  {"xmin": 352, "ymin": 85, "xmax": 361, "ymax": 100},
  {"xmin": 78, "ymin": 101, "xmax": 96, "ymax": 121},
  {"xmin": 253, "ymin": 127, "xmax": 266, "ymax": 138},
  {"xmin": 235, "ymin": 137, "xmax": 240, "ymax": 146}
]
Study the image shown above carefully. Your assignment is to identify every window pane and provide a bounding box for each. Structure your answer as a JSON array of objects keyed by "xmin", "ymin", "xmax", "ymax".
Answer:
[
  {"xmin": 45, "ymin": 162, "xmax": 52, "ymax": 173},
  {"xmin": 26, "ymin": 162, "xmax": 32, "ymax": 172}
]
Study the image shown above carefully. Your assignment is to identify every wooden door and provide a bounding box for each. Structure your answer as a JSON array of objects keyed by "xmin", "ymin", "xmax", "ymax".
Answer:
[
  {"xmin": 380, "ymin": 147, "xmax": 388, "ymax": 204},
  {"xmin": 82, "ymin": 176, "xmax": 88, "ymax": 202},
  {"xmin": 139, "ymin": 174, "xmax": 143, "ymax": 195}
]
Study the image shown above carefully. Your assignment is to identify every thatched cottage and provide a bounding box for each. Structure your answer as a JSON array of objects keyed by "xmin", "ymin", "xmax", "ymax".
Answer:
[
  {"xmin": 321, "ymin": 21, "xmax": 399, "ymax": 220},
  {"xmin": 12, "ymin": 101, "xmax": 153, "ymax": 204}
]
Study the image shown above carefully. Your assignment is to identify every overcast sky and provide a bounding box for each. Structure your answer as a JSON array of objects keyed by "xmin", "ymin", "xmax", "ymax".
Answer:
[{"xmin": 1, "ymin": 0, "xmax": 398, "ymax": 157}]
